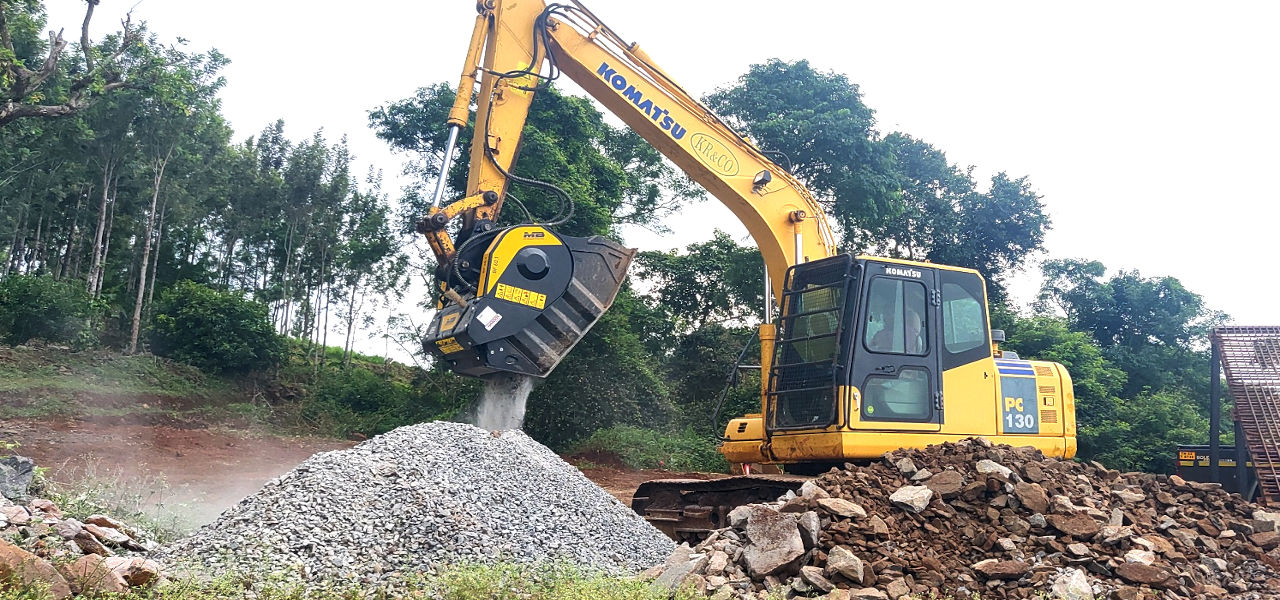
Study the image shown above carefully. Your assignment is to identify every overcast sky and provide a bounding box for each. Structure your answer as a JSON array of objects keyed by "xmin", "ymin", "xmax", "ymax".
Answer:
[{"xmin": 46, "ymin": 1, "xmax": 1280, "ymax": 355}]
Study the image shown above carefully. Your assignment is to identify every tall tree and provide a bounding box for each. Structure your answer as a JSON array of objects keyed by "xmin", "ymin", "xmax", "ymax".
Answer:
[
  {"xmin": 126, "ymin": 44, "xmax": 228, "ymax": 353},
  {"xmin": 1, "ymin": 0, "xmax": 147, "ymax": 126},
  {"xmin": 1038, "ymin": 258, "xmax": 1226, "ymax": 398},
  {"xmin": 862, "ymin": 133, "xmax": 1050, "ymax": 300},
  {"xmin": 704, "ymin": 59, "xmax": 899, "ymax": 244},
  {"xmin": 636, "ymin": 231, "xmax": 763, "ymax": 333}
]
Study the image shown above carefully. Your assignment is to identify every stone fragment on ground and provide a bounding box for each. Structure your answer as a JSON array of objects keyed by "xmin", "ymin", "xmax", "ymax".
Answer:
[
  {"xmin": 649, "ymin": 437, "xmax": 1280, "ymax": 599},
  {"xmin": 0, "ymin": 454, "xmax": 158, "ymax": 597},
  {"xmin": 0, "ymin": 539, "xmax": 72, "ymax": 599},
  {"xmin": 58, "ymin": 554, "xmax": 130, "ymax": 596},
  {"xmin": 888, "ymin": 485, "xmax": 932, "ymax": 513},
  {"xmin": 0, "ymin": 456, "xmax": 35, "ymax": 502}
]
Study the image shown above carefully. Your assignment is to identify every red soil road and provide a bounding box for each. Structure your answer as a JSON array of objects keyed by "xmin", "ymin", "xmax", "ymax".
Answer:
[{"xmin": 1, "ymin": 419, "xmax": 725, "ymax": 526}]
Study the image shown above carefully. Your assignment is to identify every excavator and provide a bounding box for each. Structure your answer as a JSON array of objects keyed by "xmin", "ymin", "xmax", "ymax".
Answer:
[{"xmin": 420, "ymin": 0, "xmax": 1079, "ymax": 541}]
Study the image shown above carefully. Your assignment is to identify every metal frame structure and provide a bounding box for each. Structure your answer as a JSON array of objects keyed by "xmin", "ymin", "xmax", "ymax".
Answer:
[{"xmin": 1209, "ymin": 326, "xmax": 1280, "ymax": 503}]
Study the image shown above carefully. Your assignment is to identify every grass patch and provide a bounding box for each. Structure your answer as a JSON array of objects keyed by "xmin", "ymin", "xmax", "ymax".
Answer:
[
  {"xmin": 572, "ymin": 425, "xmax": 729, "ymax": 472},
  {"xmin": 0, "ymin": 346, "xmax": 234, "ymax": 398},
  {"xmin": 0, "ymin": 563, "xmax": 709, "ymax": 600}
]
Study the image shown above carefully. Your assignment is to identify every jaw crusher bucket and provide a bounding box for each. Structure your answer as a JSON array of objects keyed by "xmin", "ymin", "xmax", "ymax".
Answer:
[{"xmin": 423, "ymin": 225, "xmax": 636, "ymax": 378}]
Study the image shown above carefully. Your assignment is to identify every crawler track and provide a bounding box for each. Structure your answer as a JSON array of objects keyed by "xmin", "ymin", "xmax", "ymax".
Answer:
[{"xmin": 632, "ymin": 474, "xmax": 811, "ymax": 542}]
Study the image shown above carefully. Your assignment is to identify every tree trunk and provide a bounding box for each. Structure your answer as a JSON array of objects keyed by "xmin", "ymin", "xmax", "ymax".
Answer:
[
  {"xmin": 128, "ymin": 151, "xmax": 171, "ymax": 354},
  {"xmin": 4, "ymin": 203, "xmax": 25, "ymax": 277},
  {"xmin": 277, "ymin": 222, "xmax": 296, "ymax": 332},
  {"xmin": 29, "ymin": 210, "xmax": 44, "ymax": 274},
  {"xmin": 58, "ymin": 190, "xmax": 84, "ymax": 280},
  {"xmin": 144, "ymin": 201, "xmax": 167, "ymax": 317},
  {"xmin": 95, "ymin": 183, "xmax": 117, "ymax": 298},
  {"xmin": 343, "ymin": 278, "xmax": 364, "ymax": 367},
  {"xmin": 87, "ymin": 162, "xmax": 114, "ymax": 294},
  {"xmin": 221, "ymin": 236, "xmax": 238, "ymax": 287}
]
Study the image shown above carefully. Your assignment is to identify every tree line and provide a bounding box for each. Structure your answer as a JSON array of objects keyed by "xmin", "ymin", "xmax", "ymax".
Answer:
[
  {"xmin": 1, "ymin": 1, "xmax": 1227, "ymax": 472},
  {"xmin": 1, "ymin": 1, "xmax": 405, "ymax": 365}
]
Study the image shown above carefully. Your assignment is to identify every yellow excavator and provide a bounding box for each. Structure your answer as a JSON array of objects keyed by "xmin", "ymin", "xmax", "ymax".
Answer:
[{"xmin": 421, "ymin": 0, "xmax": 1078, "ymax": 540}]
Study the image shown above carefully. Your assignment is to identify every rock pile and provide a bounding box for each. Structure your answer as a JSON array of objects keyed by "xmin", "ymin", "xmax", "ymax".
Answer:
[
  {"xmin": 649, "ymin": 438, "xmax": 1280, "ymax": 599},
  {"xmin": 165, "ymin": 421, "xmax": 674, "ymax": 586},
  {"xmin": 0, "ymin": 459, "xmax": 161, "ymax": 599}
]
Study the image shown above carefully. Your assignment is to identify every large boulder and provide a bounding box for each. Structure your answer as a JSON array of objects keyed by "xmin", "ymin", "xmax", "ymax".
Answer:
[
  {"xmin": 0, "ymin": 456, "xmax": 35, "ymax": 502},
  {"xmin": 652, "ymin": 543, "xmax": 708, "ymax": 593},
  {"xmin": 103, "ymin": 557, "xmax": 162, "ymax": 587},
  {"xmin": 889, "ymin": 485, "xmax": 933, "ymax": 513},
  {"xmin": 816, "ymin": 497, "xmax": 867, "ymax": 519},
  {"xmin": 975, "ymin": 459, "xmax": 1013, "ymax": 479},
  {"xmin": 1047, "ymin": 513, "xmax": 1101, "ymax": 539},
  {"xmin": 1049, "ymin": 568, "xmax": 1093, "ymax": 600},
  {"xmin": 972, "ymin": 559, "xmax": 1029, "ymax": 580},
  {"xmin": 0, "ymin": 539, "xmax": 71, "ymax": 599},
  {"xmin": 1013, "ymin": 482, "xmax": 1050, "ymax": 514},
  {"xmin": 924, "ymin": 470, "xmax": 965, "ymax": 498},
  {"xmin": 741, "ymin": 506, "xmax": 805, "ymax": 578},
  {"xmin": 57, "ymin": 554, "xmax": 129, "ymax": 596},
  {"xmin": 826, "ymin": 545, "xmax": 864, "ymax": 583},
  {"xmin": 1114, "ymin": 563, "xmax": 1173, "ymax": 588}
]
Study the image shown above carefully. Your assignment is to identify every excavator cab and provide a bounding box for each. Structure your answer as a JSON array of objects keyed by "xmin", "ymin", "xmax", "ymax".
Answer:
[{"xmin": 768, "ymin": 255, "xmax": 858, "ymax": 431}]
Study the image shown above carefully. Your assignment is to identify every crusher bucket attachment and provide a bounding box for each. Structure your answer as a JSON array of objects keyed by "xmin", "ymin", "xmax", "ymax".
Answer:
[{"xmin": 424, "ymin": 225, "xmax": 636, "ymax": 378}]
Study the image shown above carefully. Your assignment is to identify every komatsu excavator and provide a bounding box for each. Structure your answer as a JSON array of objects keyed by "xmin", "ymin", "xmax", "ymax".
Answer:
[{"xmin": 421, "ymin": 0, "xmax": 1079, "ymax": 540}]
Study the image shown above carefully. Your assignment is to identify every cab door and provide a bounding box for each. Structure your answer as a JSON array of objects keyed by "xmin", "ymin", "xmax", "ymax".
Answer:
[{"xmin": 848, "ymin": 262, "xmax": 943, "ymax": 431}]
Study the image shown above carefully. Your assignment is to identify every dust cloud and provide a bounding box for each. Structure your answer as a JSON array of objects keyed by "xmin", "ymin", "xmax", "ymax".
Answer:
[{"xmin": 474, "ymin": 372, "xmax": 535, "ymax": 431}]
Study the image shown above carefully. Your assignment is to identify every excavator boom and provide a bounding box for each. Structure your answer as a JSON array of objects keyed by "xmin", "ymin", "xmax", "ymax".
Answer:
[{"xmin": 422, "ymin": 0, "xmax": 836, "ymax": 379}]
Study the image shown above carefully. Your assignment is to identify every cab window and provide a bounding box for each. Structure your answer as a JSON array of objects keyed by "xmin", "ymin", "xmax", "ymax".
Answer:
[
  {"xmin": 790, "ymin": 285, "xmax": 841, "ymax": 364},
  {"xmin": 862, "ymin": 367, "xmax": 931, "ymax": 421},
  {"xmin": 941, "ymin": 282, "xmax": 984, "ymax": 353},
  {"xmin": 863, "ymin": 277, "xmax": 928, "ymax": 355}
]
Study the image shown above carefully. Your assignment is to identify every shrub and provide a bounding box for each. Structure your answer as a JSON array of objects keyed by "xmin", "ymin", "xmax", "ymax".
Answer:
[
  {"xmin": 0, "ymin": 275, "xmax": 97, "ymax": 348},
  {"xmin": 572, "ymin": 425, "xmax": 728, "ymax": 472},
  {"xmin": 298, "ymin": 364, "xmax": 479, "ymax": 439},
  {"xmin": 313, "ymin": 366, "xmax": 408, "ymax": 413},
  {"xmin": 151, "ymin": 281, "xmax": 284, "ymax": 374}
]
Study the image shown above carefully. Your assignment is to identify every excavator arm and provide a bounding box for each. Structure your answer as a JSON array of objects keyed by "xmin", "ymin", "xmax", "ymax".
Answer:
[{"xmin": 423, "ymin": 0, "xmax": 838, "ymax": 378}]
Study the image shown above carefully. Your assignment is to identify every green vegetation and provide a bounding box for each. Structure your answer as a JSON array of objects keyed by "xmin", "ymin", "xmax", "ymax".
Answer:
[
  {"xmin": 998, "ymin": 259, "xmax": 1228, "ymax": 473},
  {"xmin": 0, "ymin": 275, "xmax": 97, "ymax": 348},
  {"xmin": 293, "ymin": 345, "xmax": 477, "ymax": 439},
  {"xmin": 573, "ymin": 426, "xmax": 729, "ymax": 472},
  {"xmin": 0, "ymin": 343, "xmax": 471, "ymax": 441},
  {"xmin": 0, "ymin": 345, "xmax": 237, "ymax": 420},
  {"xmin": 151, "ymin": 281, "xmax": 285, "ymax": 374},
  {"xmin": 0, "ymin": 563, "xmax": 708, "ymax": 600}
]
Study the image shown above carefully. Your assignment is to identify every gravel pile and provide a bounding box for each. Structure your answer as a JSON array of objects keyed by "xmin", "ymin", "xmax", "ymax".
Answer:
[{"xmin": 164, "ymin": 421, "xmax": 673, "ymax": 585}]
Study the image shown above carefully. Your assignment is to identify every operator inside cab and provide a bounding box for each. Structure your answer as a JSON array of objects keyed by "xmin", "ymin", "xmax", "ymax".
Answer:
[{"xmin": 863, "ymin": 280, "xmax": 929, "ymax": 420}]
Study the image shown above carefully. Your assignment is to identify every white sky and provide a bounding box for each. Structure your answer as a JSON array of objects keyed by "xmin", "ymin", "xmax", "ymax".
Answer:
[{"xmin": 46, "ymin": 1, "xmax": 1280, "ymax": 358}]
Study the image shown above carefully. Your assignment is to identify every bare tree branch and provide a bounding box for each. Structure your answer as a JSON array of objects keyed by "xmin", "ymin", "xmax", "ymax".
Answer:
[
  {"xmin": 22, "ymin": 29, "xmax": 67, "ymax": 93},
  {"xmin": 0, "ymin": 1, "xmax": 144, "ymax": 127},
  {"xmin": 80, "ymin": 0, "xmax": 97, "ymax": 72}
]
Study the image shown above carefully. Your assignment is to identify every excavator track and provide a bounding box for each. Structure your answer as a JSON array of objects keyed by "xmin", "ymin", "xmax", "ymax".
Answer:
[{"xmin": 631, "ymin": 475, "xmax": 811, "ymax": 543}]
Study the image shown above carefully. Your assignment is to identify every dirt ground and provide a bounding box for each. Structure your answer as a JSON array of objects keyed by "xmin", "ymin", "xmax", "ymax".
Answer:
[
  {"xmin": 1, "ymin": 418, "xmax": 724, "ymax": 528},
  {"xmin": 1, "ymin": 418, "xmax": 354, "ymax": 526}
]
